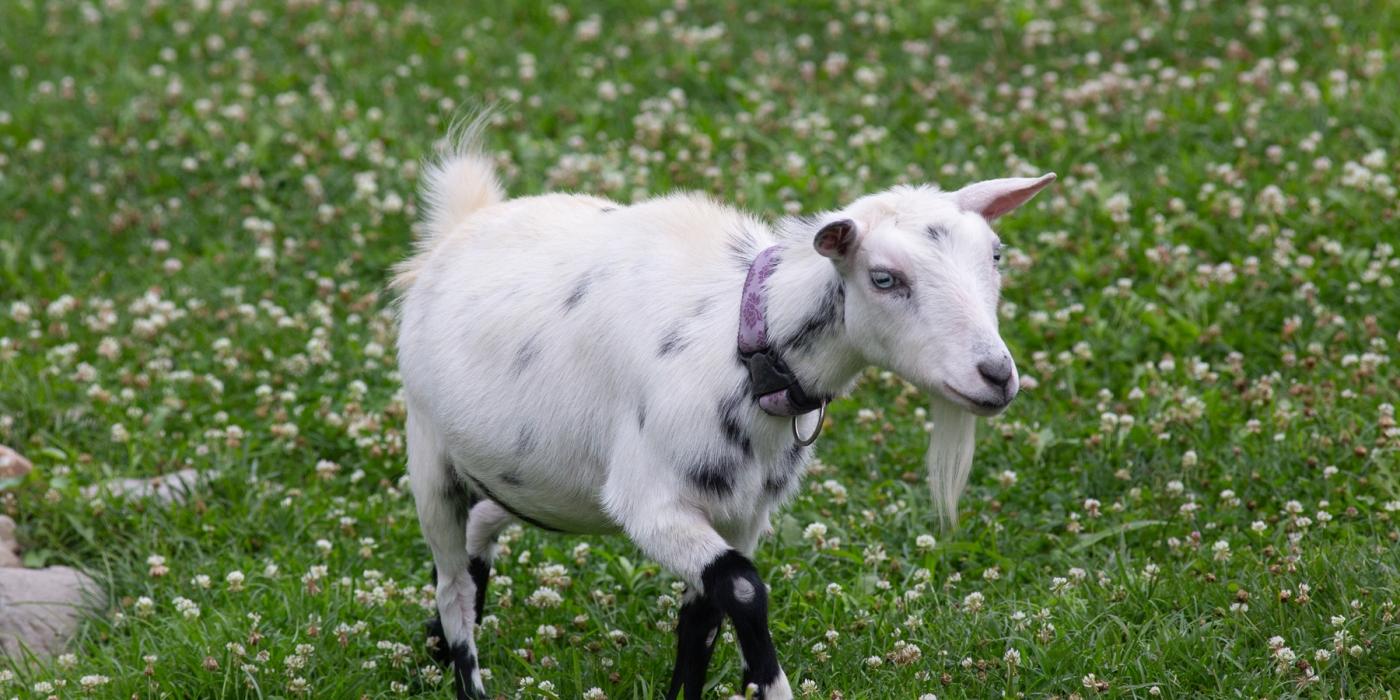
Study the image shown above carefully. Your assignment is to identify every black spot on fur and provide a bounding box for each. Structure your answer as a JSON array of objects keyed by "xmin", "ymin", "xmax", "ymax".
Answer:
[
  {"xmin": 636, "ymin": 398, "xmax": 647, "ymax": 430},
  {"xmin": 692, "ymin": 297, "xmax": 714, "ymax": 318},
  {"xmin": 727, "ymin": 224, "xmax": 761, "ymax": 271},
  {"xmin": 500, "ymin": 469, "xmax": 524, "ymax": 487},
  {"xmin": 781, "ymin": 278, "xmax": 845, "ymax": 352},
  {"xmin": 658, "ymin": 323, "xmax": 691, "ymax": 358},
  {"xmin": 717, "ymin": 388, "xmax": 752, "ymax": 457},
  {"xmin": 601, "ymin": 206, "xmax": 616, "ymax": 213},
  {"xmin": 512, "ymin": 426, "xmax": 536, "ymax": 457},
  {"xmin": 468, "ymin": 557, "xmax": 490, "ymax": 625},
  {"xmin": 927, "ymin": 224, "xmax": 949, "ymax": 240},
  {"xmin": 562, "ymin": 270, "xmax": 590, "ymax": 312},
  {"xmin": 687, "ymin": 456, "xmax": 738, "ymax": 497},
  {"xmin": 510, "ymin": 335, "xmax": 540, "ymax": 375},
  {"xmin": 764, "ymin": 443, "xmax": 808, "ymax": 497},
  {"xmin": 781, "ymin": 442, "xmax": 807, "ymax": 471}
]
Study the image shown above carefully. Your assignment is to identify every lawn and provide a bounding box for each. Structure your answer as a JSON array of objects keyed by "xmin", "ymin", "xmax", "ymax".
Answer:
[{"xmin": 1, "ymin": 0, "xmax": 1398, "ymax": 698}]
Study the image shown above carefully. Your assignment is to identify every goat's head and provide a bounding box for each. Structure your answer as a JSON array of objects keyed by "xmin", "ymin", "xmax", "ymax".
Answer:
[{"xmin": 811, "ymin": 173, "xmax": 1055, "ymax": 524}]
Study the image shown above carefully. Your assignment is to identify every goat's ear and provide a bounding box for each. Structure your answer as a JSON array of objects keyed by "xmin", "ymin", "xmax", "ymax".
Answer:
[
  {"xmin": 813, "ymin": 219, "xmax": 859, "ymax": 261},
  {"xmin": 954, "ymin": 173, "xmax": 1056, "ymax": 221}
]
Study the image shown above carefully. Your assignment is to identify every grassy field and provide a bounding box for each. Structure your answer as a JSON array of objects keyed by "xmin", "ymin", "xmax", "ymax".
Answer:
[{"xmin": 2, "ymin": 0, "xmax": 1398, "ymax": 697}]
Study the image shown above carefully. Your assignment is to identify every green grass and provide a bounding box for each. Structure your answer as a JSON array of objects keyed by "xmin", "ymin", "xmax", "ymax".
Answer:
[{"xmin": 2, "ymin": 0, "xmax": 1398, "ymax": 698}]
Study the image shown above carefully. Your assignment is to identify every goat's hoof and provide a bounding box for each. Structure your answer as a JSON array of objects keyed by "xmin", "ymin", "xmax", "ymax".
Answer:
[{"xmin": 741, "ymin": 670, "xmax": 793, "ymax": 700}]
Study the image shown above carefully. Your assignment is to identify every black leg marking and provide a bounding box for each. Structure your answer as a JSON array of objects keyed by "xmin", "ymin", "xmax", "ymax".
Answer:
[
  {"xmin": 450, "ymin": 642, "xmax": 484, "ymax": 700},
  {"xmin": 665, "ymin": 595, "xmax": 724, "ymax": 700},
  {"xmin": 468, "ymin": 557, "xmax": 490, "ymax": 625},
  {"xmin": 703, "ymin": 551, "xmax": 781, "ymax": 694}
]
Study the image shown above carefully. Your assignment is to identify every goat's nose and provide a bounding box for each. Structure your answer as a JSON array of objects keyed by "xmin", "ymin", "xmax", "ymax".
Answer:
[{"xmin": 977, "ymin": 356, "xmax": 1014, "ymax": 390}]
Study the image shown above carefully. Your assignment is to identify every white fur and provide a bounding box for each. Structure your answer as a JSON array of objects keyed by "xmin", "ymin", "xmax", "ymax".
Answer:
[{"xmin": 397, "ymin": 121, "xmax": 1052, "ymax": 695}]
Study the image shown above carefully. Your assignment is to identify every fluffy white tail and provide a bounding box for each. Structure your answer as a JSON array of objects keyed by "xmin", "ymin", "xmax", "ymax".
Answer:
[
  {"xmin": 392, "ymin": 114, "xmax": 504, "ymax": 291},
  {"xmin": 925, "ymin": 396, "xmax": 978, "ymax": 527}
]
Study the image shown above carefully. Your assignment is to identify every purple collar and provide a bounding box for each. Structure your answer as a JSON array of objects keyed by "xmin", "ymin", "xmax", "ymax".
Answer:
[{"xmin": 738, "ymin": 246, "xmax": 827, "ymax": 419}]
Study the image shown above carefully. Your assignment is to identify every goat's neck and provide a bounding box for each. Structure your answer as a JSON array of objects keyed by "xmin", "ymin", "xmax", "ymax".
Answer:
[{"xmin": 762, "ymin": 241, "xmax": 866, "ymax": 401}]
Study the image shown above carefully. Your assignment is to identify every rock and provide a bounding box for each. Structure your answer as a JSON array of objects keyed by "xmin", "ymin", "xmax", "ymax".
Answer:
[
  {"xmin": 80, "ymin": 468, "xmax": 202, "ymax": 505},
  {"xmin": 0, "ymin": 566, "xmax": 103, "ymax": 658},
  {"xmin": 0, "ymin": 445, "xmax": 31, "ymax": 481},
  {"xmin": 0, "ymin": 515, "xmax": 18, "ymax": 568}
]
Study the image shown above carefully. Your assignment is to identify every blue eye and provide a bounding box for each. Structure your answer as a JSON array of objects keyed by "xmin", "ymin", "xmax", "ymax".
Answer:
[{"xmin": 870, "ymin": 269, "xmax": 897, "ymax": 290}]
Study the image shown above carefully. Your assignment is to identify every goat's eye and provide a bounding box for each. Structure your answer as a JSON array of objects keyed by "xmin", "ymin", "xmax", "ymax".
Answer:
[
  {"xmin": 869, "ymin": 269, "xmax": 898, "ymax": 290},
  {"xmin": 993, "ymin": 246, "xmax": 1003, "ymax": 264}
]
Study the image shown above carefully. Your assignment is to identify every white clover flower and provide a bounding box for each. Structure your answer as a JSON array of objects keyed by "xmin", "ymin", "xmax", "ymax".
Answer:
[
  {"xmin": 526, "ymin": 587, "xmax": 563, "ymax": 608},
  {"xmin": 1003, "ymin": 647, "xmax": 1021, "ymax": 668},
  {"xmin": 962, "ymin": 591, "xmax": 985, "ymax": 612},
  {"xmin": 1211, "ymin": 540, "xmax": 1231, "ymax": 561},
  {"xmin": 915, "ymin": 534, "xmax": 937, "ymax": 551}
]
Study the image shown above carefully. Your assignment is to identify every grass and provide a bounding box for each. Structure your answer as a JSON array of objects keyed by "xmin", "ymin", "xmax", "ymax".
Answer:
[{"xmin": 1, "ymin": 0, "xmax": 1398, "ymax": 698}]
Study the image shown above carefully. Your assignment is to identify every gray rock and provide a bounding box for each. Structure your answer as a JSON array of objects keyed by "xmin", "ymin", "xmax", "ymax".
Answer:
[
  {"xmin": 0, "ymin": 566, "xmax": 103, "ymax": 658},
  {"xmin": 0, "ymin": 515, "xmax": 18, "ymax": 568},
  {"xmin": 0, "ymin": 445, "xmax": 31, "ymax": 481},
  {"xmin": 80, "ymin": 467, "xmax": 203, "ymax": 505}
]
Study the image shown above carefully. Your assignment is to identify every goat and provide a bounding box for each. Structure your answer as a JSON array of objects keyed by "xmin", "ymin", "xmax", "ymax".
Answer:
[{"xmin": 394, "ymin": 120, "xmax": 1054, "ymax": 700}]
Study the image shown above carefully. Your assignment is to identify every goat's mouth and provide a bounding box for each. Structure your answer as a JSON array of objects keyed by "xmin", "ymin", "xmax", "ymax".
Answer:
[{"xmin": 941, "ymin": 382, "xmax": 1013, "ymax": 417}]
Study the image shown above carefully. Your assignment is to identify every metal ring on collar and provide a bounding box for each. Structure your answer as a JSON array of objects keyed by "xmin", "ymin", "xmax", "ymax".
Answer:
[{"xmin": 791, "ymin": 401, "xmax": 827, "ymax": 446}]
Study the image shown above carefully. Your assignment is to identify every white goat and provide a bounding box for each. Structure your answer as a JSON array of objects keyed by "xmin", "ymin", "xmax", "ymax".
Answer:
[{"xmin": 394, "ymin": 121, "xmax": 1054, "ymax": 700}]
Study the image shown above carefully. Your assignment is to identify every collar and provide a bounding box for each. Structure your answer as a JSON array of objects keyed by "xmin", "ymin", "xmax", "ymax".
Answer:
[{"xmin": 737, "ymin": 246, "xmax": 827, "ymax": 417}]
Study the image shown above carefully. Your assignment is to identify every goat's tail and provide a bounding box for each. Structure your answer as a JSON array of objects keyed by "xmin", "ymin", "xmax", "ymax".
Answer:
[{"xmin": 392, "ymin": 111, "xmax": 504, "ymax": 292}]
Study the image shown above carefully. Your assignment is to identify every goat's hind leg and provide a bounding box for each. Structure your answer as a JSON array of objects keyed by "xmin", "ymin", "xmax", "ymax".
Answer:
[
  {"xmin": 408, "ymin": 416, "xmax": 486, "ymax": 699},
  {"xmin": 665, "ymin": 589, "xmax": 724, "ymax": 700},
  {"xmin": 464, "ymin": 499, "xmax": 514, "ymax": 624}
]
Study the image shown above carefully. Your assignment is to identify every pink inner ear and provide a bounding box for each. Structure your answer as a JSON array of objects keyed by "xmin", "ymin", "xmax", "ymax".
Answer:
[
  {"xmin": 814, "ymin": 220, "xmax": 857, "ymax": 260},
  {"xmin": 956, "ymin": 173, "xmax": 1057, "ymax": 220}
]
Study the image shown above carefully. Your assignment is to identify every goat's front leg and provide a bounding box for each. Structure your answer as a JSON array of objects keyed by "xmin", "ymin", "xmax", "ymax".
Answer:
[
  {"xmin": 604, "ymin": 472, "xmax": 792, "ymax": 700},
  {"xmin": 703, "ymin": 550, "xmax": 789, "ymax": 699}
]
